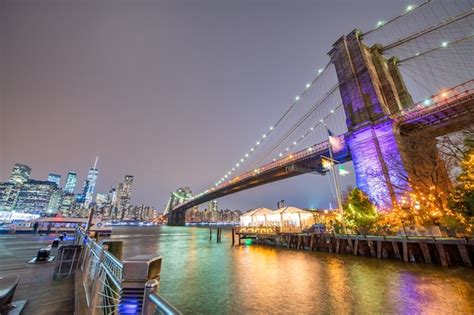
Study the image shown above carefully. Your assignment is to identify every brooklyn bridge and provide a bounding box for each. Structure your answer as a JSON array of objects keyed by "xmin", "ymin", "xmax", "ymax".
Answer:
[{"xmin": 166, "ymin": 1, "xmax": 474, "ymax": 225}]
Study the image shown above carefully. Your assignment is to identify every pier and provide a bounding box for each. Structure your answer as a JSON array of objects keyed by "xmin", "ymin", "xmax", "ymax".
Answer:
[
  {"xmin": 0, "ymin": 230, "xmax": 180, "ymax": 315},
  {"xmin": 0, "ymin": 234, "xmax": 74, "ymax": 314},
  {"xmin": 233, "ymin": 227, "xmax": 474, "ymax": 267}
]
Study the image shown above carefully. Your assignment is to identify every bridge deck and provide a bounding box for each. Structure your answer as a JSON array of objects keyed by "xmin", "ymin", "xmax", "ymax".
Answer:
[{"xmin": 0, "ymin": 234, "xmax": 74, "ymax": 315}]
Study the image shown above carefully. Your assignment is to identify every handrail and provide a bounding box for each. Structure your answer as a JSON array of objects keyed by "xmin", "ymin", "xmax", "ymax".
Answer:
[
  {"xmin": 147, "ymin": 293, "xmax": 182, "ymax": 315},
  {"xmin": 75, "ymin": 227, "xmax": 181, "ymax": 315}
]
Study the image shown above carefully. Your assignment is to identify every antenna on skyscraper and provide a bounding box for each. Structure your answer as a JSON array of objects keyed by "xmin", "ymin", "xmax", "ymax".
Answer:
[{"xmin": 93, "ymin": 156, "xmax": 99, "ymax": 169}]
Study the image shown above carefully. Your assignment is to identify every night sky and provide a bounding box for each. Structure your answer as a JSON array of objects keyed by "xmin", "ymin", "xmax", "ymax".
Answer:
[{"xmin": 0, "ymin": 0, "xmax": 411, "ymax": 211}]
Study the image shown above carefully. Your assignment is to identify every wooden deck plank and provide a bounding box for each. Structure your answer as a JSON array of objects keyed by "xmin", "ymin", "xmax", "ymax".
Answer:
[{"xmin": 0, "ymin": 234, "xmax": 75, "ymax": 315}]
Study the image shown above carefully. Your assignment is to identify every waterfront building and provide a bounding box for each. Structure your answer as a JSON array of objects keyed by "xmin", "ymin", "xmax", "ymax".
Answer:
[
  {"xmin": 46, "ymin": 189, "xmax": 63, "ymax": 213},
  {"xmin": 76, "ymin": 180, "xmax": 89, "ymax": 204},
  {"xmin": 47, "ymin": 173, "xmax": 61, "ymax": 186},
  {"xmin": 8, "ymin": 163, "xmax": 31, "ymax": 185},
  {"xmin": 208, "ymin": 199, "xmax": 218, "ymax": 212},
  {"xmin": 0, "ymin": 182, "xmax": 21, "ymax": 211},
  {"xmin": 84, "ymin": 157, "xmax": 99, "ymax": 208},
  {"xmin": 14, "ymin": 180, "xmax": 57, "ymax": 213},
  {"xmin": 95, "ymin": 193, "xmax": 109, "ymax": 208},
  {"xmin": 119, "ymin": 175, "xmax": 134, "ymax": 210},
  {"xmin": 60, "ymin": 193, "xmax": 75, "ymax": 213},
  {"xmin": 108, "ymin": 187, "xmax": 117, "ymax": 206},
  {"xmin": 64, "ymin": 172, "xmax": 77, "ymax": 194}
]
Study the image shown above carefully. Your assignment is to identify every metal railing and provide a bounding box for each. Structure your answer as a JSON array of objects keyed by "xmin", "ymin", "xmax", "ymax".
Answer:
[{"xmin": 75, "ymin": 228, "xmax": 181, "ymax": 315}]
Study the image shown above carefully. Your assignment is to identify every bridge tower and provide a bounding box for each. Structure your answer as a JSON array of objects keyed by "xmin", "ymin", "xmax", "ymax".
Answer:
[{"xmin": 328, "ymin": 29, "xmax": 450, "ymax": 208}]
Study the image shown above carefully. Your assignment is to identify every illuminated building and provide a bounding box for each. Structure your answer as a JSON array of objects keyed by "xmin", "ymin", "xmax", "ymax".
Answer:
[
  {"xmin": 84, "ymin": 157, "xmax": 99, "ymax": 208},
  {"xmin": 14, "ymin": 180, "xmax": 57, "ymax": 213},
  {"xmin": 0, "ymin": 183, "xmax": 20, "ymax": 211},
  {"xmin": 60, "ymin": 193, "xmax": 75, "ymax": 212},
  {"xmin": 47, "ymin": 173, "xmax": 61, "ymax": 186},
  {"xmin": 118, "ymin": 175, "xmax": 134, "ymax": 212},
  {"xmin": 208, "ymin": 199, "xmax": 218, "ymax": 212},
  {"xmin": 8, "ymin": 163, "xmax": 31, "ymax": 185},
  {"xmin": 108, "ymin": 187, "xmax": 117, "ymax": 206},
  {"xmin": 77, "ymin": 180, "xmax": 89, "ymax": 204},
  {"xmin": 46, "ymin": 189, "xmax": 63, "ymax": 213},
  {"xmin": 64, "ymin": 172, "xmax": 77, "ymax": 194},
  {"xmin": 95, "ymin": 193, "xmax": 109, "ymax": 208}
]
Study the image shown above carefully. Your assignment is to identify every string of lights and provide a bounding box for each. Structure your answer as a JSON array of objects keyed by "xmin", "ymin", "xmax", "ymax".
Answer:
[
  {"xmin": 206, "ymin": 62, "xmax": 333, "ymax": 190},
  {"xmin": 363, "ymin": 2, "xmax": 430, "ymax": 36}
]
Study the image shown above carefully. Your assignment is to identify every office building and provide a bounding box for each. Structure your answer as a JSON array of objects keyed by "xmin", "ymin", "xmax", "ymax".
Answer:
[
  {"xmin": 8, "ymin": 163, "xmax": 31, "ymax": 185},
  {"xmin": 60, "ymin": 193, "xmax": 75, "ymax": 213},
  {"xmin": 64, "ymin": 172, "xmax": 77, "ymax": 194},
  {"xmin": 46, "ymin": 189, "xmax": 62, "ymax": 213},
  {"xmin": 84, "ymin": 157, "xmax": 99, "ymax": 208},
  {"xmin": 0, "ymin": 182, "xmax": 20, "ymax": 211},
  {"xmin": 118, "ymin": 175, "xmax": 134, "ymax": 210},
  {"xmin": 14, "ymin": 180, "xmax": 57, "ymax": 213},
  {"xmin": 47, "ymin": 174, "xmax": 61, "ymax": 186}
]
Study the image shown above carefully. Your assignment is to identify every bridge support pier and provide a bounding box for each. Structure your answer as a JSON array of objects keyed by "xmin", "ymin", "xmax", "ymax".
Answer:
[
  {"xmin": 329, "ymin": 29, "xmax": 452, "ymax": 208},
  {"xmin": 167, "ymin": 209, "xmax": 186, "ymax": 226}
]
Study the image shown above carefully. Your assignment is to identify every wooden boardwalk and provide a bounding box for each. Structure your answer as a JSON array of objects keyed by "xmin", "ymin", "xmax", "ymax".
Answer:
[{"xmin": 0, "ymin": 234, "xmax": 74, "ymax": 315}]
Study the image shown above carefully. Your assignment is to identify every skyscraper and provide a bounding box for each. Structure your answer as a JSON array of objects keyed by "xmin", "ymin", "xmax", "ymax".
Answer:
[
  {"xmin": 84, "ymin": 157, "xmax": 99, "ymax": 208},
  {"xmin": 64, "ymin": 172, "xmax": 77, "ymax": 194},
  {"xmin": 77, "ymin": 180, "xmax": 89, "ymax": 204},
  {"xmin": 47, "ymin": 189, "xmax": 63, "ymax": 213},
  {"xmin": 14, "ymin": 180, "xmax": 56, "ymax": 213},
  {"xmin": 118, "ymin": 175, "xmax": 134, "ymax": 212},
  {"xmin": 8, "ymin": 163, "xmax": 31, "ymax": 185},
  {"xmin": 47, "ymin": 173, "xmax": 61, "ymax": 186},
  {"xmin": 208, "ymin": 199, "xmax": 218, "ymax": 212}
]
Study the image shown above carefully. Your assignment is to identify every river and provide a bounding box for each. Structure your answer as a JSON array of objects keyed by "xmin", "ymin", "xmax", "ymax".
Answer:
[{"xmin": 110, "ymin": 226, "xmax": 474, "ymax": 314}]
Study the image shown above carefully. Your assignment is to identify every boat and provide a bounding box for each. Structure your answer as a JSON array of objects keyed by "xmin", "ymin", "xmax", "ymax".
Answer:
[{"xmin": 1, "ymin": 217, "xmax": 112, "ymax": 236}]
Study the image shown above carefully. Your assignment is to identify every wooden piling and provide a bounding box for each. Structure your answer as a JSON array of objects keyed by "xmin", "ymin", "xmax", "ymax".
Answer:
[
  {"xmin": 392, "ymin": 242, "xmax": 401, "ymax": 260},
  {"xmin": 369, "ymin": 241, "xmax": 376, "ymax": 257},
  {"xmin": 231, "ymin": 228, "xmax": 235, "ymax": 246},
  {"xmin": 457, "ymin": 244, "xmax": 472, "ymax": 267},
  {"xmin": 376, "ymin": 241, "xmax": 382, "ymax": 259},
  {"xmin": 353, "ymin": 240, "xmax": 359, "ymax": 256},
  {"xmin": 309, "ymin": 234, "xmax": 315, "ymax": 251},
  {"xmin": 436, "ymin": 243, "xmax": 449, "ymax": 267},
  {"xmin": 402, "ymin": 242, "xmax": 409, "ymax": 262},
  {"xmin": 420, "ymin": 243, "xmax": 432, "ymax": 264}
]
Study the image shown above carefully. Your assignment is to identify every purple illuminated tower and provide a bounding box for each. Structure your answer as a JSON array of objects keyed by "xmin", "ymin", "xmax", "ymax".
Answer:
[{"xmin": 328, "ymin": 30, "xmax": 448, "ymax": 209}]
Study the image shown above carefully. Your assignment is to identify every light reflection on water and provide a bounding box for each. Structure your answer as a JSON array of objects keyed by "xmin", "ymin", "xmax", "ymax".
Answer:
[{"xmin": 111, "ymin": 226, "xmax": 474, "ymax": 314}]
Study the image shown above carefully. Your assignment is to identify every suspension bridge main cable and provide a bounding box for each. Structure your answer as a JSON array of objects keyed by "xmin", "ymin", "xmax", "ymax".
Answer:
[
  {"xmin": 382, "ymin": 7, "xmax": 474, "ymax": 52},
  {"xmin": 247, "ymin": 84, "xmax": 341, "ymax": 170},
  {"xmin": 362, "ymin": 0, "xmax": 431, "ymax": 37}
]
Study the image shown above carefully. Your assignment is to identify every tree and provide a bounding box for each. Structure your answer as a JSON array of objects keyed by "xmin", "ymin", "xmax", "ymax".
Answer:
[
  {"xmin": 342, "ymin": 188, "xmax": 378, "ymax": 234},
  {"xmin": 448, "ymin": 138, "xmax": 474, "ymax": 217}
]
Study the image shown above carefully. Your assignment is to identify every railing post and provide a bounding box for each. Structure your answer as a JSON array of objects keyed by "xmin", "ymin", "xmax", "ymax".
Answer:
[
  {"xmin": 142, "ymin": 279, "xmax": 159, "ymax": 315},
  {"xmin": 88, "ymin": 245, "xmax": 107, "ymax": 315},
  {"xmin": 119, "ymin": 255, "xmax": 162, "ymax": 314}
]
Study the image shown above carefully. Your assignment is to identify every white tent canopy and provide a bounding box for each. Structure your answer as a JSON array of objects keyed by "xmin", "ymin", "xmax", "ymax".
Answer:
[
  {"xmin": 240, "ymin": 207, "xmax": 273, "ymax": 227},
  {"xmin": 240, "ymin": 206, "xmax": 315, "ymax": 231}
]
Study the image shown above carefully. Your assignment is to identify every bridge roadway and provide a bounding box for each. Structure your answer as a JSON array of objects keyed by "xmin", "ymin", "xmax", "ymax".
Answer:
[{"xmin": 169, "ymin": 80, "xmax": 474, "ymax": 224}]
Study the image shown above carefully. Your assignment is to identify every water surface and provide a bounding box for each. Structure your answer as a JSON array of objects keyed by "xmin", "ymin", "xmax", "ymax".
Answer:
[{"xmin": 111, "ymin": 226, "xmax": 474, "ymax": 314}]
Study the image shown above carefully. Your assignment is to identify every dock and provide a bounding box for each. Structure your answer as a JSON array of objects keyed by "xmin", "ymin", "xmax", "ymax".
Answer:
[
  {"xmin": 0, "ymin": 234, "xmax": 75, "ymax": 315},
  {"xmin": 233, "ymin": 227, "xmax": 474, "ymax": 267}
]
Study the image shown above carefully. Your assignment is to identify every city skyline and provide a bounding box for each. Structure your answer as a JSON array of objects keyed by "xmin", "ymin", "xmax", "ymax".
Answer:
[{"xmin": 1, "ymin": 1, "xmax": 410, "ymax": 210}]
